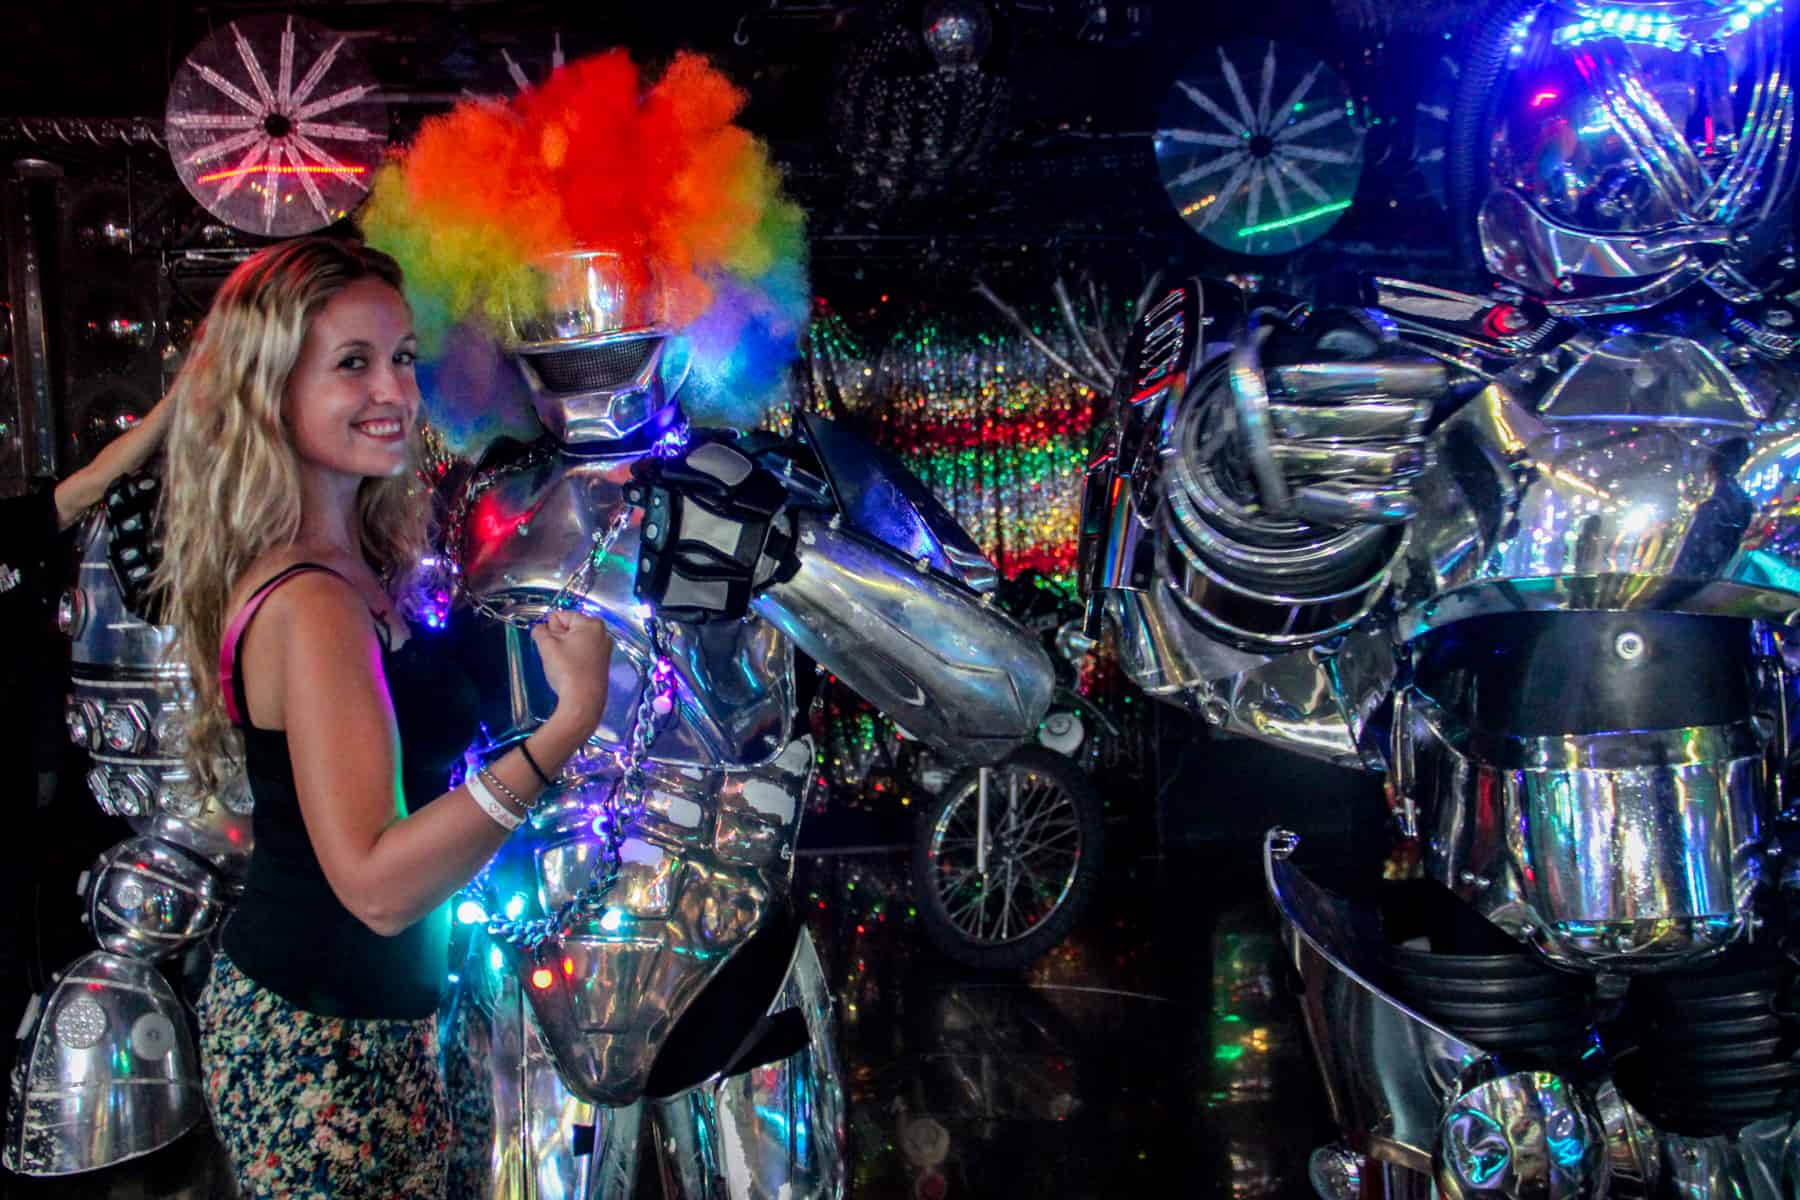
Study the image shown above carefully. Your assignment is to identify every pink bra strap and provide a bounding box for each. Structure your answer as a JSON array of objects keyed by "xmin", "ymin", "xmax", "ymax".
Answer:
[{"xmin": 218, "ymin": 563, "xmax": 343, "ymax": 727}]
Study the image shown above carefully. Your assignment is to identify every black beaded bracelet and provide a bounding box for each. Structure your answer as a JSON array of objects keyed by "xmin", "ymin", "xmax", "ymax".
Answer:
[{"xmin": 518, "ymin": 740, "xmax": 556, "ymax": 790}]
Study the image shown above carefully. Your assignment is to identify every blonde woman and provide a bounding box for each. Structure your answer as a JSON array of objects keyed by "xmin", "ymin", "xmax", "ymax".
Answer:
[{"xmin": 159, "ymin": 237, "xmax": 611, "ymax": 1198}]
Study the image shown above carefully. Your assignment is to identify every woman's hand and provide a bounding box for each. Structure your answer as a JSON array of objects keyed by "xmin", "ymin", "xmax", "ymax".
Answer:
[
  {"xmin": 532, "ymin": 609, "xmax": 613, "ymax": 729},
  {"xmin": 55, "ymin": 392, "xmax": 178, "ymax": 531}
]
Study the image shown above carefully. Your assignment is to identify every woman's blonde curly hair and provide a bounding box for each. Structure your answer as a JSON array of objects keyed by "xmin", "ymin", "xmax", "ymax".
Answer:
[{"xmin": 156, "ymin": 236, "xmax": 427, "ymax": 792}]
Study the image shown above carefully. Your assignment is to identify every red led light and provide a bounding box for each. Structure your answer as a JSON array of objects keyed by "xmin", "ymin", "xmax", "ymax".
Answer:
[
  {"xmin": 562, "ymin": 957, "xmax": 576, "ymax": 978},
  {"xmin": 196, "ymin": 163, "xmax": 369, "ymax": 185},
  {"xmin": 1530, "ymin": 90, "xmax": 1560, "ymax": 109},
  {"xmin": 530, "ymin": 967, "xmax": 555, "ymax": 990}
]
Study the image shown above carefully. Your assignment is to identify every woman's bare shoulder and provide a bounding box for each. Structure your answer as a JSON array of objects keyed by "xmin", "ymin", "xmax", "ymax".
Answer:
[{"xmin": 226, "ymin": 548, "xmax": 369, "ymax": 642}]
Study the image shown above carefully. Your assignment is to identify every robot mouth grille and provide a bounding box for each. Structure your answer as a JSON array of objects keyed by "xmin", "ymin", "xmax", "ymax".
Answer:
[{"xmin": 530, "ymin": 339, "xmax": 659, "ymax": 394}]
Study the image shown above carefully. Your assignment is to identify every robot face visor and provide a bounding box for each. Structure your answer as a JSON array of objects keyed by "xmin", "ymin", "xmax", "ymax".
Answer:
[
  {"xmin": 1480, "ymin": 2, "xmax": 1794, "ymax": 300},
  {"xmin": 516, "ymin": 332, "xmax": 691, "ymax": 450}
]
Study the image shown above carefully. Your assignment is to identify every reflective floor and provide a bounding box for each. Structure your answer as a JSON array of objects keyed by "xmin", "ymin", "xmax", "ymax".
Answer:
[{"xmin": 0, "ymin": 826, "xmax": 1334, "ymax": 1199}]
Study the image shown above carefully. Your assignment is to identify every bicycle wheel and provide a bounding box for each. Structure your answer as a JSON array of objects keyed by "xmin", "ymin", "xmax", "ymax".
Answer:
[{"xmin": 913, "ymin": 748, "xmax": 1105, "ymax": 969}]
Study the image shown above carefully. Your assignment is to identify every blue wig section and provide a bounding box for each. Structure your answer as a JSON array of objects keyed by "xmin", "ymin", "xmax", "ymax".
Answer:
[
  {"xmin": 416, "ymin": 322, "xmax": 545, "ymax": 456},
  {"xmin": 676, "ymin": 266, "xmax": 809, "ymax": 431}
]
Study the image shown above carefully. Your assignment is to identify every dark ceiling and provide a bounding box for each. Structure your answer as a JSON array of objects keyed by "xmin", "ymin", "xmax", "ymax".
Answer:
[{"xmin": 0, "ymin": 0, "xmax": 1484, "ymax": 286}]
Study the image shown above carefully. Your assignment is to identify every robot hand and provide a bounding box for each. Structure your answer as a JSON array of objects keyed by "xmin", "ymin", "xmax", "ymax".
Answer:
[
  {"xmin": 627, "ymin": 440, "xmax": 799, "ymax": 623},
  {"xmin": 1224, "ymin": 307, "xmax": 1449, "ymax": 527}
]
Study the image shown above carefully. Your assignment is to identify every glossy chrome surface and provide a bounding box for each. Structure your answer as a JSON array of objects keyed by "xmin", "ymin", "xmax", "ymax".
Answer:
[
  {"xmin": 649, "ymin": 928, "xmax": 846, "ymax": 1199},
  {"xmin": 1233, "ymin": 334, "xmax": 1442, "ymax": 527},
  {"xmin": 1591, "ymin": 1080, "xmax": 1658, "ymax": 1198},
  {"xmin": 508, "ymin": 252, "xmax": 688, "ymax": 447},
  {"xmin": 1433, "ymin": 1071, "xmax": 1607, "ymax": 1198},
  {"xmin": 1656, "ymin": 1117, "xmax": 1800, "ymax": 1200},
  {"xmin": 1395, "ymin": 336, "xmax": 1800, "ymax": 639},
  {"xmin": 513, "ymin": 250, "xmax": 665, "ymax": 349},
  {"xmin": 66, "ymin": 513, "xmax": 179, "ymax": 679},
  {"xmin": 65, "ymin": 513, "xmax": 253, "ymax": 878},
  {"xmin": 481, "ymin": 740, "xmax": 811, "ymax": 1106},
  {"xmin": 1077, "ymin": 281, "xmax": 1205, "ymax": 623},
  {"xmin": 753, "ymin": 513, "xmax": 1053, "ymax": 766},
  {"xmin": 4, "ymin": 952, "xmax": 204, "ymax": 1176},
  {"xmin": 1481, "ymin": 3, "xmax": 1795, "ymax": 312},
  {"xmin": 1410, "ymin": 698, "xmax": 1766, "ymax": 970},
  {"xmin": 80, "ymin": 837, "xmax": 223, "ymax": 961},
  {"xmin": 793, "ymin": 411, "xmax": 997, "ymax": 594},
  {"xmin": 1156, "ymin": 331, "xmax": 1418, "ymax": 650},
  {"xmin": 441, "ymin": 926, "xmax": 607, "ymax": 1199},
  {"xmin": 1479, "ymin": 190, "xmax": 1707, "ymax": 316},
  {"xmin": 456, "ymin": 451, "xmax": 794, "ymax": 769},
  {"xmin": 1307, "ymin": 1144, "xmax": 1365, "ymax": 1200},
  {"xmin": 518, "ymin": 334, "xmax": 682, "ymax": 449},
  {"xmin": 1264, "ymin": 831, "xmax": 1488, "ymax": 1168}
]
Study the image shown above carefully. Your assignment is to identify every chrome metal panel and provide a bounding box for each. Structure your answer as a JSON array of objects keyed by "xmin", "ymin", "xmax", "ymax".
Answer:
[
  {"xmin": 441, "ymin": 926, "xmax": 626, "ymax": 1200},
  {"xmin": 480, "ymin": 741, "xmax": 811, "ymax": 1107},
  {"xmin": 1410, "ymin": 699, "xmax": 1767, "ymax": 971},
  {"xmin": 1263, "ymin": 831, "xmax": 1488, "ymax": 1165},
  {"xmin": 1480, "ymin": 6, "xmax": 1795, "ymax": 313},
  {"xmin": 649, "ymin": 928, "xmax": 846, "ymax": 1200},
  {"xmin": 1103, "ymin": 585, "xmax": 1246, "ymax": 700},
  {"xmin": 1479, "ymin": 190, "xmax": 1705, "ymax": 316},
  {"xmin": 1209, "ymin": 627, "xmax": 1396, "ymax": 770},
  {"xmin": 81, "ymin": 837, "xmax": 222, "ymax": 961},
  {"xmin": 1657, "ymin": 1116, "xmax": 1800, "ymax": 1200},
  {"xmin": 794, "ymin": 411, "xmax": 998, "ymax": 594},
  {"xmin": 1077, "ymin": 280, "xmax": 1206, "ymax": 612},
  {"xmin": 753, "ymin": 514, "xmax": 1054, "ymax": 766},
  {"xmin": 456, "ymin": 452, "xmax": 794, "ymax": 769},
  {"xmin": 4, "ymin": 952, "xmax": 204, "ymax": 1176},
  {"xmin": 65, "ymin": 513, "xmax": 178, "ymax": 678},
  {"xmin": 1394, "ymin": 344, "xmax": 1800, "ymax": 637},
  {"xmin": 512, "ymin": 250, "xmax": 666, "ymax": 350},
  {"xmin": 510, "ymin": 250, "xmax": 685, "ymax": 448},
  {"xmin": 65, "ymin": 513, "xmax": 253, "ymax": 877},
  {"xmin": 1433, "ymin": 1071, "xmax": 1608, "ymax": 1197},
  {"xmin": 1591, "ymin": 1081, "xmax": 1658, "ymax": 1199}
]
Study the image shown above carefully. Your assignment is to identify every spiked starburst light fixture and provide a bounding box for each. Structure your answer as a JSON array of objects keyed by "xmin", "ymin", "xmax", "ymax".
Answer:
[
  {"xmin": 164, "ymin": 14, "xmax": 389, "ymax": 238},
  {"xmin": 1154, "ymin": 38, "xmax": 1366, "ymax": 256}
]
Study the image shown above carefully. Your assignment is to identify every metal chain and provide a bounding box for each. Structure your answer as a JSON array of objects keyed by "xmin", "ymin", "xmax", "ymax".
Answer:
[
  {"xmin": 447, "ymin": 425, "xmax": 687, "ymax": 631},
  {"xmin": 482, "ymin": 613, "xmax": 675, "ymax": 953},
  {"xmin": 454, "ymin": 438, "xmax": 688, "ymax": 954}
]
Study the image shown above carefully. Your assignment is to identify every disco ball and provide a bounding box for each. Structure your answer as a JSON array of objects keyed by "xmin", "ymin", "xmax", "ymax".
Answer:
[{"xmin": 923, "ymin": 0, "xmax": 993, "ymax": 68}]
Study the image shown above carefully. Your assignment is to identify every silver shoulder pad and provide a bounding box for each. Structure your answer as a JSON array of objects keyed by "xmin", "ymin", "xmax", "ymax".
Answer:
[{"xmin": 794, "ymin": 410, "xmax": 998, "ymax": 594}]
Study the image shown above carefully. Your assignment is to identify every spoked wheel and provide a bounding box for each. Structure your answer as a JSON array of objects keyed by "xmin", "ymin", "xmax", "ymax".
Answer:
[{"xmin": 913, "ymin": 748, "xmax": 1104, "ymax": 969}]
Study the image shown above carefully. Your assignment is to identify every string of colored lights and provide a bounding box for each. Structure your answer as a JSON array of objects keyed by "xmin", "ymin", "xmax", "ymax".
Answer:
[{"xmin": 797, "ymin": 297, "xmax": 1108, "ymax": 582}]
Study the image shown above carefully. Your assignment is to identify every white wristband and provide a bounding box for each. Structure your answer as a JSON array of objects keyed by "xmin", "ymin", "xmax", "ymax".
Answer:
[{"xmin": 466, "ymin": 772, "xmax": 522, "ymax": 832}]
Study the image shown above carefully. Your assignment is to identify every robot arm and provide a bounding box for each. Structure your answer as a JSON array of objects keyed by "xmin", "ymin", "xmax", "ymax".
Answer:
[
  {"xmin": 1081, "ymin": 278, "xmax": 1446, "ymax": 768},
  {"xmin": 630, "ymin": 427, "xmax": 1054, "ymax": 766},
  {"xmin": 751, "ymin": 511, "xmax": 1053, "ymax": 765}
]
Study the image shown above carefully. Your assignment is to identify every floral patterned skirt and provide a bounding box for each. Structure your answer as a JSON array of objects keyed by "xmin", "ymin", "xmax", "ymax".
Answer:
[{"xmin": 195, "ymin": 949, "xmax": 451, "ymax": 1200}]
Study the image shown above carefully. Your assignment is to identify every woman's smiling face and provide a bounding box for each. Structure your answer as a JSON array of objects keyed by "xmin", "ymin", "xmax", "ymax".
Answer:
[{"xmin": 285, "ymin": 276, "xmax": 420, "ymax": 485}]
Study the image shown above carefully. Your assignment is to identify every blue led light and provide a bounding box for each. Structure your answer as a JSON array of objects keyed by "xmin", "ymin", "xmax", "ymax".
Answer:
[
  {"xmin": 599, "ymin": 908, "xmax": 624, "ymax": 933},
  {"xmin": 504, "ymin": 893, "xmax": 527, "ymax": 921},
  {"xmin": 1545, "ymin": 1, "xmax": 1799, "ymax": 50},
  {"xmin": 456, "ymin": 898, "xmax": 488, "ymax": 925}
]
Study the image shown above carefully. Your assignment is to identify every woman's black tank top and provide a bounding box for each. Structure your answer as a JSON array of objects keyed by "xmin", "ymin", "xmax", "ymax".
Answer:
[{"xmin": 218, "ymin": 563, "xmax": 480, "ymax": 1019}]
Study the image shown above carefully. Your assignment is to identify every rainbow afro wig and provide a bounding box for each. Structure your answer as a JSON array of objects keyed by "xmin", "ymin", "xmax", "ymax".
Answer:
[{"xmin": 361, "ymin": 50, "xmax": 809, "ymax": 447}]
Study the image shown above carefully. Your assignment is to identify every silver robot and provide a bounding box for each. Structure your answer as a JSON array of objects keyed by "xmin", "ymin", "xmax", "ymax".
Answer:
[
  {"xmin": 5, "ymin": 486, "xmax": 252, "ymax": 1176},
  {"xmin": 440, "ymin": 251, "xmax": 1055, "ymax": 1199},
  {"xmin": 1083, "ymin": 2, "xmax": 1800, "ymax": 1194}
]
